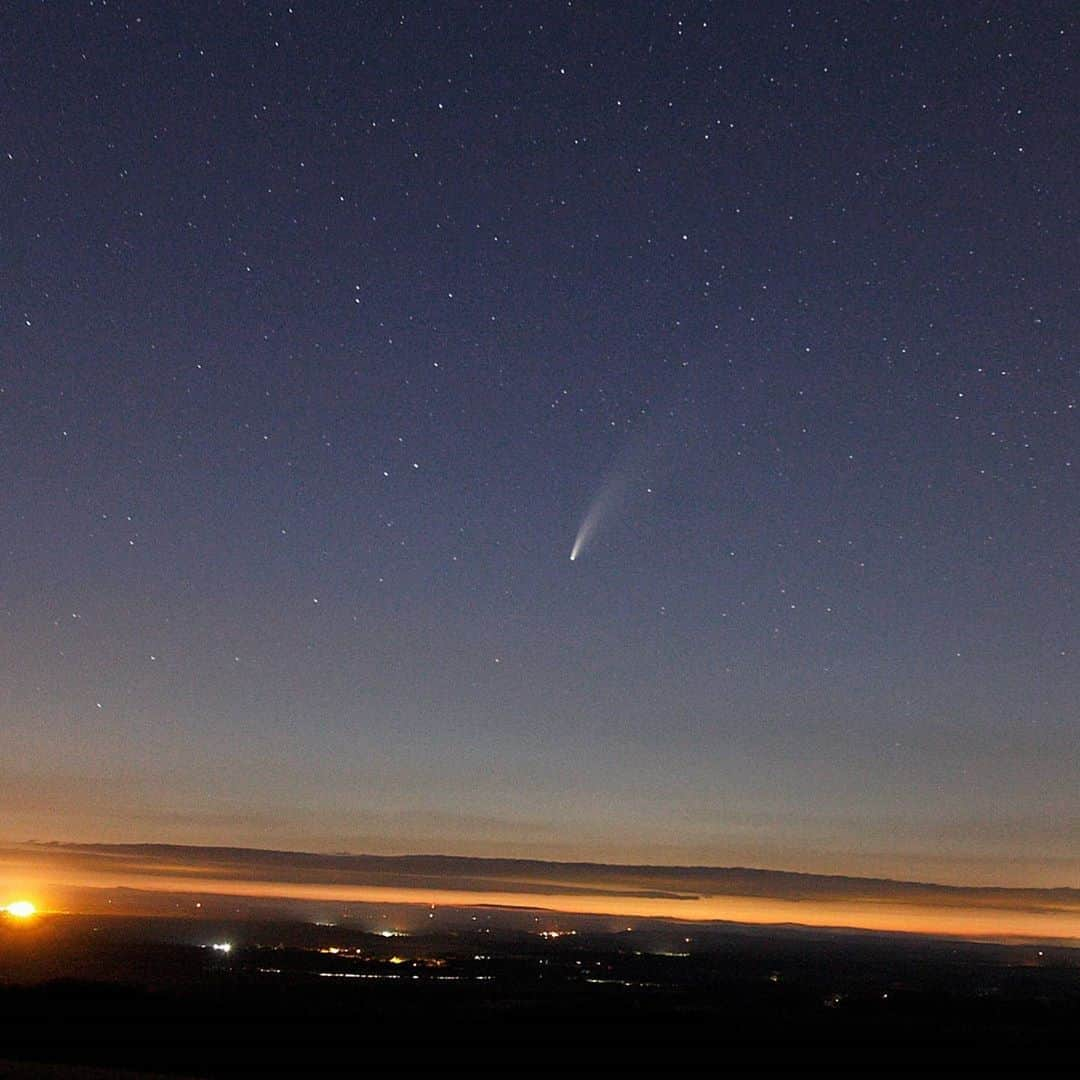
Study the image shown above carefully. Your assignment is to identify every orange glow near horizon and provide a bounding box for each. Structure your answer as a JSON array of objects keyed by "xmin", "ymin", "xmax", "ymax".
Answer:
[{"xmin": 4, "ymin": 863, "xmax": 1079, "ymax": 943}]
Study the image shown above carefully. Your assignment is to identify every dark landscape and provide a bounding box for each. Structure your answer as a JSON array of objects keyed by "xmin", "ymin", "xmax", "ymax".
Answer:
[{"xmin": 2, "ymin": 904, "xmax": 1078, "ymax": 1073}]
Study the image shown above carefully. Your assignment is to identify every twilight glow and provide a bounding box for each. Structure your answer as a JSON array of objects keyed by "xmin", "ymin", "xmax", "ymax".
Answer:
[{"xmin": 4, "ymin": 844, "xmax": 1079, "ymax": 945}]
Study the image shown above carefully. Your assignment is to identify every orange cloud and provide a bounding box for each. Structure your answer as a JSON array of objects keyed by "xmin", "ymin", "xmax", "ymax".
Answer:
[{"xmin": 3, "ymin": 842, "xmax": 1078, "ymax": 943}]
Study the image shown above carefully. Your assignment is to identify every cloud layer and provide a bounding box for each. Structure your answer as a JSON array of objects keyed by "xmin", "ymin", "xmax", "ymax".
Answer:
[{"xmin": 4, "ymin": 842, "xmax": 1078, "ymax": 943}]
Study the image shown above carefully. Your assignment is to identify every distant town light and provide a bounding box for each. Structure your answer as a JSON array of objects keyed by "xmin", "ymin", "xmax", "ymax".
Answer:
[{"xmin": 211, "ymin": 942, "xmax": 232, "ymax": 953}]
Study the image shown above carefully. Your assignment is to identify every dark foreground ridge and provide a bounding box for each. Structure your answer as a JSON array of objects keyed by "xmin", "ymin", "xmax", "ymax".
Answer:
[{"xmin": 0, "ymin": 911, "xmax": 1076, "ymax": 1073}]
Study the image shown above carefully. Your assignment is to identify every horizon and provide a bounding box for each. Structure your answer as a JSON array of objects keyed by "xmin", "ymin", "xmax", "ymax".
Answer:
[{"xmin": 5, "ymin": 840, "xmax": 1079, "ymax": 945}]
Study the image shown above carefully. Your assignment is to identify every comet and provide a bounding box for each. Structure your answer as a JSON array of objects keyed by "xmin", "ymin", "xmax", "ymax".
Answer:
[
  {"xmin": 568, "ymin": 372, "xmax": 696, "ymax": 563},
  {"xmin": 568, "ymin": 513, "xmax": 595, "ymax": 561},
  {"xmin": 568, "ymin": 477, "xmax": 630, "ymax": 562}
]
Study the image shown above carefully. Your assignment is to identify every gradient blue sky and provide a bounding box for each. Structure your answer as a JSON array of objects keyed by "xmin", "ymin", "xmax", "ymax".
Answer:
[{"xmin": 1, "ymin": 2, "xmax": 1076, "ymax": 887}]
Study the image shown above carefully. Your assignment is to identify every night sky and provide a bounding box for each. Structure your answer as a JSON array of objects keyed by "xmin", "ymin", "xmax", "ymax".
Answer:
[{"xmin": 2, "ymin": 2, "xmax": 1076, "ymax": 888}]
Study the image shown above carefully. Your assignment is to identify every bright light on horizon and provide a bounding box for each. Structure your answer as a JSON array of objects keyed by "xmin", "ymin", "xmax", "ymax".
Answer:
[{"xmin": 4, "ymin": 900, "xmax": 37, "ymax": 918}]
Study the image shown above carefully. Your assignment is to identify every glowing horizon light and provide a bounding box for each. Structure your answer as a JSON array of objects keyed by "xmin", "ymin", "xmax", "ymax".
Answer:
[{"xmin": 4, "ymin": 901, "xmax": 37, "ymax": 918}]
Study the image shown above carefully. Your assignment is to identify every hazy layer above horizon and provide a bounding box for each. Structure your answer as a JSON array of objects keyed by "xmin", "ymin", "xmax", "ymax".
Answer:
[{"xmin": 3, "ymin": 842, "xmax": 1078, "ymax": 945}]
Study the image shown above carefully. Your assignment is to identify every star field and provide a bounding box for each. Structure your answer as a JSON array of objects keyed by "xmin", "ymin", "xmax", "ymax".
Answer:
[{"xmin": 1, "ymin": 2, "xmax": 1076, "ymax": 886}]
